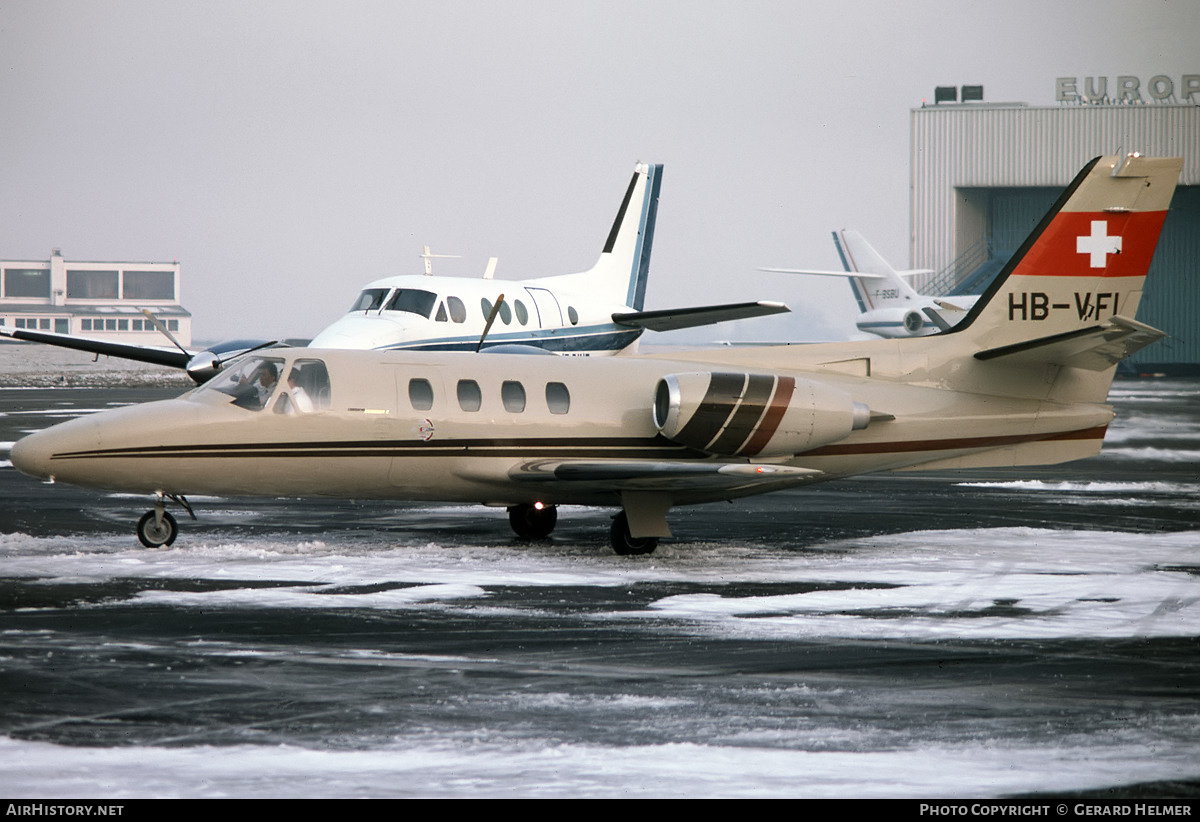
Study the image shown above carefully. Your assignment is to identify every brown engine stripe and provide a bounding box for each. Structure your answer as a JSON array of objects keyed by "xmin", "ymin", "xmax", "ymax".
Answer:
[{"xmin": 739, "ymin": 376, "xmax": 796, "ymax": 456}]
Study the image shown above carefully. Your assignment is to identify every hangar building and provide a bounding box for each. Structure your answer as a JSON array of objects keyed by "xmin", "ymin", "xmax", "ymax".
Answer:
[
  {"xmin": 910, "ymin": 88, "xmax": 1199, "ymax": 373},
  {"xmin": 0, "ymin": 250, "xmax": 192, "ymax": 347}
]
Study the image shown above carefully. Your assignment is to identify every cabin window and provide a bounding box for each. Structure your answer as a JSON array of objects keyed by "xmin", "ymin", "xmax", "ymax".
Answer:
[
  {"xmin": 350, "ymin": 288, "xmax": 390, "ymax": 312},
  {"xmin": 545, "ymin": 382, "xmax": 570, "ymax": 414},
  {"xmin": 409, "ymin": 378, "xmax": 434, "ymax": 411},
  {"xmin": 514, "ymin": 300, "xmax": 529, "ymax": 325},
  {"xmin": 497, "ymin": 300, "xmax": 512, "ymax": 325},
  {"xmin": 386, "ymin": 288, "xmax": 438, "ymax": 318},
  {"xmin": 457, "ymin": 379, "xmax": 482, "ymax": 412},
  {"xmin": 480, "ymin": 298, "xmax": 493, "ymax": 320},
  {"xmin": 567, "ymin": 306, "xmax": 579, "ymax": 325},
  {"xmin": 202, "ymin": 355, "xmax": 287, "ymax": 412},
  {"xmin": 501, "ymin": 381, "xmax": 526, "ymax": 413},
  {"xmin": 447, "ymin": 296, "xmax": 466, "ymax": 323}
]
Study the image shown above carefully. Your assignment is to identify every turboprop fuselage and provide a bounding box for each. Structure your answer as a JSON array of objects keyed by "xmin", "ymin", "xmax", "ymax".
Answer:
[{"xmin": 307, "ymin": 274, "xmax": 642, "ymax": 354}]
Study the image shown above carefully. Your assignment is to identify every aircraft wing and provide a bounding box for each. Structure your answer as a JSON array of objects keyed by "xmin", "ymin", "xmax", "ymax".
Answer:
[
  {"xmin": 611, "ymin": 300, "xmax": 789, "ymax": 332},
  {"xmin": 0, "ymin": 327, "xmax": 193, "ymax": 369},
  {"xmin": 509, "ymin": 459, "xmax": 822, "ymax": 495},
  {"xmin": 974, "ymin": 315, "xmax": 1168, "ymax": 371}
]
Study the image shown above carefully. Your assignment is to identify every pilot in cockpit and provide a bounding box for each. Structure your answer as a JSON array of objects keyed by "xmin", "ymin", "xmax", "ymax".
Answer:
[{"xmin": 232, "ymin": 361, "xmax": 278, "ymax": 410}]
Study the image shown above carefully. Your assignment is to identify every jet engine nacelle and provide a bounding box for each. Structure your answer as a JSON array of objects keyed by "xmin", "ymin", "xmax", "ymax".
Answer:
[
  {"xmin": 653, "ymin": 371, "xmax": 870, "ymax": 458},
  {"xmin": 858, "ymin": 307, "xmax": 926, "ymax": 337}
]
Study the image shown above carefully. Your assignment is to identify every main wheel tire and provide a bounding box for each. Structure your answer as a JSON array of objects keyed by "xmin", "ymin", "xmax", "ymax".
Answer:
[
  {"xmin": 508, "ymin": 503, "xmax": 558, "ymax": 540},
  {"xmin": 610, "ymin": 511, "xmax": 658, "ymax": 556},
  {"xmin": 137, "ymin": 510, "xmax": 178, "ymax": 548}
]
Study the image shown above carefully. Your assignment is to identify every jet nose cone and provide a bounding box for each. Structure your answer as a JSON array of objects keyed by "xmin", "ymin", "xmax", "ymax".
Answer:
[{"xmin": 10, "ymin": 430, "xmax": 55, "ymax": 480}]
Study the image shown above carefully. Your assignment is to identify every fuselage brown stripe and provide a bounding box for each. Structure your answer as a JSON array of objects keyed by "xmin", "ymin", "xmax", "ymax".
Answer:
[{"xmin": 48, "ymin": 425, "xmax": 1107, "ymax": 462}]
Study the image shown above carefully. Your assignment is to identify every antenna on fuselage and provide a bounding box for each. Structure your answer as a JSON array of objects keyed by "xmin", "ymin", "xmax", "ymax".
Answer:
[
  {"xmin": 476, "ymin": 294, "xmax": 505, "ymax": 352},
  {"xmin": 483, "ymin": 257, "xmax": 498, "ymax": 279},
  {"xmin": 420, "ymin": 245, "xmax": 461, "ymax": 276}
]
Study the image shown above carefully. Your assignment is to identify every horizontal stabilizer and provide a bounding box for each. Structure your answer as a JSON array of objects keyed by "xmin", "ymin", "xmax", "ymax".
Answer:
[
  {"xmin": 974, "ymin": 315, "xmax": 1167, "ymax": 371},
  {"xmin": 612, "ymin": 301, "xmax": 789, "ymax": 332},
  {"xmin": 758, "ymin": 267, "xmax": 886, "ymax": 280},
  {"xmin": 0, "ymin": 327, "xmax": 192, "ymax": 369}
]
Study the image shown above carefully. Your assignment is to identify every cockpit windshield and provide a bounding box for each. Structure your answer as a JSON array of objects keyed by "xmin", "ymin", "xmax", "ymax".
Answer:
[
  {"xmin": 349, "ymin": 288, "xmax": 390, "ymax": 313},
  {"xmin": 384, "ymin": 288, "xmax": 438, "ymax": 318},
  {"xmin": 199, "ymin": 355, "xmax": 288, "ymax": 411},
  {"xmin": 194, "ymin": 355, "xmax": 333, "ymax": 414}
]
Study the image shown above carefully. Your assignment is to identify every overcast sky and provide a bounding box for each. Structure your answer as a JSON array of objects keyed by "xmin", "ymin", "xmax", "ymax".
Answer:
[{"xmin": 1, "ymin": 0, "xmax": 1196, "ymax": 343}]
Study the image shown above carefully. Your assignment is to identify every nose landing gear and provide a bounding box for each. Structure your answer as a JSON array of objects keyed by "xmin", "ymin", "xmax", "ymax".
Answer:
[{"xmin": 135, "ymin": 493, "xmax": 195, "ymax": 548}]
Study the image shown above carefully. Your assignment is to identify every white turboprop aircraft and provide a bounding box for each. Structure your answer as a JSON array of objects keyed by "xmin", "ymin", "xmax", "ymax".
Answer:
[
  {"xmin": 11, "ymin": 155, "xmax": 1180, "ymax": 555},
  {"xmin": 0, "ymin": 163, "xmax": 786, "ymax": 382},
  {"xmin": 762, "ymin": 229, "xmax": 979, "ymax": 338}
]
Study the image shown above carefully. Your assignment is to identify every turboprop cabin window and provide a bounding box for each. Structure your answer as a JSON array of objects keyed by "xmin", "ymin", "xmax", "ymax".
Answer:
[
  {"xmin": 350, "ymin": 288, "xmax": 390, "ymax": 312},
  {"xmin": 202, "ymin": 356, "xmax": 287, "ymax": 412},
  {"xmin": 385, "ymin": 288, "xmax": 437, "ymax": 318}
]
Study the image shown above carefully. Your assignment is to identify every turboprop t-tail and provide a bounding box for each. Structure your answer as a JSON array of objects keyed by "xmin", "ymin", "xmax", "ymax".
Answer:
[
  {"xmin": 762, "ymin": 229, "xmax": 979, "ymax": 338},
  {"xmin": 309, "ymin": 162, "xmax": 786, "ymax": 354},
  {"xmin": 11, "ymin": 155, "xmax": 1181, "ymax": 555},
  {"xmin": 0, "ymin": 162, "xmax": 788, "ymax": 376}
]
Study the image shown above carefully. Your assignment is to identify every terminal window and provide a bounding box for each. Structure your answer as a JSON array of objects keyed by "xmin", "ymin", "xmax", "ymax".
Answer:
[
  {"xmin": 67, "ymin": 270, "xmax": 119, "ymax": 299},
  {"xmin": 123, "ymin": 270, "xmax": 175, "ymax": 300},
  {"xmin": 3, "ymin": 268, "xmax": 50, "ymax": 298}
]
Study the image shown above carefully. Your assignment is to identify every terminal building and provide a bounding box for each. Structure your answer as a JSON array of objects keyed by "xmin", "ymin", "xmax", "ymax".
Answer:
[
  {"xmin": 0, "ymin": 250, "xmax": 192, "ymax": 347},
  {"xmin": 910, "ymin": 80, "xmax": 1200, "ymax": 373}
]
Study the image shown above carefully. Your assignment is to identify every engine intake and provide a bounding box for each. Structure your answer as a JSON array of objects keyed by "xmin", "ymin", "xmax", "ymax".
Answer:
[{"xmin": 654, "ymin": 372, "xmax": 869, "ymax": 457}]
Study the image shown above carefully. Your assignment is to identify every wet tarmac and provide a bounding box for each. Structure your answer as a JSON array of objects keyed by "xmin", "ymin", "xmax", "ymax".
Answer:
[{"xmin": 1, "ymin": 363, "xmax": 1198, "ymax": 798}]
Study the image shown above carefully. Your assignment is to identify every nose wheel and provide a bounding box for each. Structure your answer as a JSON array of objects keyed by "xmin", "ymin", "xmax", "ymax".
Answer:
[
  {"xmin": 137, "ymin": 509, "xmax": 178, "ymax": 548},
  {"xmin": 135, "ymin": 493, "xmax": 194, "ymax": 548}
]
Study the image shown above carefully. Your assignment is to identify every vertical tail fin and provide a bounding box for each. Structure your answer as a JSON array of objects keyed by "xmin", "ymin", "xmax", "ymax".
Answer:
[
  {"xmin": 835, "ymin": 228, "xmax": 923, "ymax": 306},
  {"xmin": 955, "ymin": 154, "xmax": 1182, "ymax": 352},
  {"xmin": 547, "ymin": 162, "xmax": 663, "ymax": 309}
]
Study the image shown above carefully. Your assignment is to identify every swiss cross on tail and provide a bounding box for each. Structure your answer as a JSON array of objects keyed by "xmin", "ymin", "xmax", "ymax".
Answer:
[{"xmin": 1076, "ymin": 220, "xmax": 1122, "ymax": 268}]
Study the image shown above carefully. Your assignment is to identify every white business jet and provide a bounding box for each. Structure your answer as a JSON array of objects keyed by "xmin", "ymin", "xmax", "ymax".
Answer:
[
  {"xmin": 1, "ymin": 163, "xmax": 786, "ymax": 381},
  {"xmin": 762, "ymin": 229, "xmax": 978, "ymax": 338}
]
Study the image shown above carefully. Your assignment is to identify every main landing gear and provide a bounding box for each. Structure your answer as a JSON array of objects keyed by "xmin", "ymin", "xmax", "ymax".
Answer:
[
  {"xmin": 507, "ymin": 502, "xmax": 659, "ymax": 555},
  {"xmin": 135, "ymin": 493, "xmax": 194, "ymax": 548},
  {"xmin": 609, "ymin": 510, "xmax": 658, "ymax": 556},
  {"xmin": 507, "ymin": 502, "xmax": 558, "ymax": 540}
]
